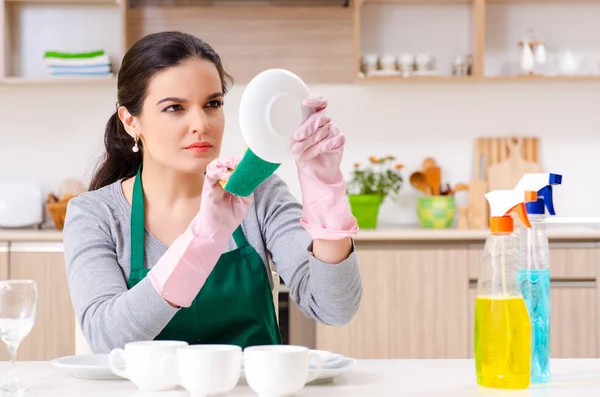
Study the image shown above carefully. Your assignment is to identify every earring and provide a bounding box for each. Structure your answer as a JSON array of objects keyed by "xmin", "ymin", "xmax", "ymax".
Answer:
[{"xmin": 132, "ymin": 135, "xmax": 139, "ymax": 153}]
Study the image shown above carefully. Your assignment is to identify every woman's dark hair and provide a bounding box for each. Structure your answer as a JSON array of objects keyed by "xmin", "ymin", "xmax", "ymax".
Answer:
[{"xmin": 89, "ymin": 31, "xmax": 233, "ymax": 191}]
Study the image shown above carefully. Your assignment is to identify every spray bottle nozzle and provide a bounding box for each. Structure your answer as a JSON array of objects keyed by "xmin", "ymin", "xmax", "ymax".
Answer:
[
  {"xmin": 485, "ymin": 190, "xmax": 537, "ymax": 233},
  {"xmin": 514, "ymin": 173, "xmax": 563, "ymax": 216}
]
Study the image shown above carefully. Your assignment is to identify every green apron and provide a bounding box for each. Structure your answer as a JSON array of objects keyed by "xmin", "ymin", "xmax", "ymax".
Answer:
[{"xmin": 126, "ymin": 165, "xmax": 282, "ymax": 348}]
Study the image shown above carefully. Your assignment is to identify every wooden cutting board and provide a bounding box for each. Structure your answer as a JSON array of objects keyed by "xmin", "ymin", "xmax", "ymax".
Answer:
[
  {"xmin": 486, "ymin": 136, "xmax": 543, "ymax": 192},
  {"xmin": 474, "ymin": 136, "xmax": 541, "ymax": 184}
]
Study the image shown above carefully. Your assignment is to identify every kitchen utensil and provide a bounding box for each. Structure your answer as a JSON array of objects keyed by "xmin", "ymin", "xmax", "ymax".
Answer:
[
  {"xmin": 440, "ymin": 183, "xmax": 453, "ymax": 195},
  {"xmin": 421, "ymin": 157, "xmax": 437, "ymax": 170},
  {"xmin": 457, "ymin": 206, "xmax": 469, "ymax": 230},
  {"xmin": 410, "ymin": 172, "xmax": 433, "ymax": 196},
  {"xmin": 473, "ymin": 136, "xmax": 540, "ymax": 182},
  {"xmin": 238, "ymin": 68, "xmax": 311, "ymax": 164},
  {"xmin": 466, "ymin": 153, "xmax": 488, "ymax": 229},
  {"xmin": 453, "ymin": 183, "xmax": 470, "ymax": 193},
  {"xmin": 487, "ymin": 136, "xmax": 542, "ymax": 192},
  {"xmin": 0, "ymin": 182, "xmax": 43, "ymax": 228},
  {"xmin": 421, "ymin": 157, "xmax": 441, "ymax": 195}
]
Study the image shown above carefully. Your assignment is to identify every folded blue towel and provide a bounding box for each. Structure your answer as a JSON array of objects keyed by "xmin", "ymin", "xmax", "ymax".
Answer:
[
  {"xmin": 49, "ymin": 65, "xmax": 111, "ymax": 74},
  {"xmin": 49, "ymin": 71, "xmax": 113, "ymax": 77}
]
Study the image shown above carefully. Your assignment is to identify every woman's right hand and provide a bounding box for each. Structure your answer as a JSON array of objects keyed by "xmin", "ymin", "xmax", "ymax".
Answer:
[
  {"xmin": 188, "ymin": 156, "xmax": 253, "ymax": 239},
  {"xmin": 148, "ymin": 156, "xmax": 252, "ymax": 308}
]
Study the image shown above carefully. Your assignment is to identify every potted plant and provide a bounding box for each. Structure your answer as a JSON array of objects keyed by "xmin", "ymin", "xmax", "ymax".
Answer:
[{"xmin": 347, "ymin": 155, "xmax": 404, "ymax": 229}]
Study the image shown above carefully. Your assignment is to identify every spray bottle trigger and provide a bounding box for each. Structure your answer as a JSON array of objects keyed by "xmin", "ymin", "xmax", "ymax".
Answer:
[{"xmin": 539, "ymin": 185, "xmax": 556, "ymax": 215}]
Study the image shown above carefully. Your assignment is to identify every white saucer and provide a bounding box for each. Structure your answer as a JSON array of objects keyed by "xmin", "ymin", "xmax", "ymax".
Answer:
[
  {"xmin": 51, "ymin": 354, "xmax": 126, "ymax": 380},
  {"xmin": 238, "ymin": 68, "xmax": 312, "ymax": 164},
  {"xmin": 239, "ymin": 350, "xmax": 356, "ymax": 385}
]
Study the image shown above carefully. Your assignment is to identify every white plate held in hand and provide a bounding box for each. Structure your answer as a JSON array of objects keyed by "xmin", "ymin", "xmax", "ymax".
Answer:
[
  {"xmin": 52, "ymin": 354, "xmax": 126, "ymax": 380},
  {"xmin": 239, "ymin": 68, "xmax": 312, "ymax": 164}
]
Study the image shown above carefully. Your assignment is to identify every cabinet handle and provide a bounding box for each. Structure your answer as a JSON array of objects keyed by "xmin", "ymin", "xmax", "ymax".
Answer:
[
  {"xmin": 549, "ymin": 242, "xmax": 600, "ymax": 249},
  {"xmin": 551, "ymin": 280, "xmax": 596, "ymax": 288},
  {"xmin": 469, "ymin": 280, "xmax": 596, "ymax": 288}
]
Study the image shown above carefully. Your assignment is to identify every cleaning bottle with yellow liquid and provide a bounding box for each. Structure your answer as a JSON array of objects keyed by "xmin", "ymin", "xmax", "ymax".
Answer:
[
  {"xmin": 474, "ymin": 189, "xmax": 537, "ymax": 389},
  {"xmin": 513, "ymin": 173, "xmax": 563, "ymax": 383}
]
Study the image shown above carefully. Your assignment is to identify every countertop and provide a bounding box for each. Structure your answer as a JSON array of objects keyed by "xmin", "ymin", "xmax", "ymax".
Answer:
[
  {"xmin": 6, "ymin": 359, "xmax": 600, "ymax": 396},
  {"xmin": 1, "ymin": 222, "xmax": 600, "ymax": 243}
]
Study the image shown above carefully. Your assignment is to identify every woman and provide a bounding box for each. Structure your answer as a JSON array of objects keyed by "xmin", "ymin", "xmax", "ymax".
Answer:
[{"xmin": 63, "ymin": 31, "xmax": 362, "ymax": 354}]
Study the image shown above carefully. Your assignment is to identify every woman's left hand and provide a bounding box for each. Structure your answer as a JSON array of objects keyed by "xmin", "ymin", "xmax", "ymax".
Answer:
[{"xmin": 291, "ymin": 95, "xmax": 358, "ymax": 240}]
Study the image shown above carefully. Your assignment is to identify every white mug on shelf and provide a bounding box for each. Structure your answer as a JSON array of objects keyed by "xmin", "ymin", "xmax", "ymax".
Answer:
[
  {"xmin": 243, "ymin": 345, "xmax": 323, "ymax": 397},
  {"xmin": 108, "ymin": 340, "xmax": 188, "ymax": 391},
  {"xmin": 161, "ymin": 344, "xmax": 242, "ymax": 397}
]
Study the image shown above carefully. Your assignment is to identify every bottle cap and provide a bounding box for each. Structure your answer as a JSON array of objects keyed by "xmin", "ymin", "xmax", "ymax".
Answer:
[{"xmin": 485, "ymin": 189, "xmax": 538, "ymax": 233}]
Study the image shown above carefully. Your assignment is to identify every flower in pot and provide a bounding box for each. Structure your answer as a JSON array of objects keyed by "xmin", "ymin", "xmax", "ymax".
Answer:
[{"xmin": 346, "ymin": 155, "xmax": 404, "ymax": 229}]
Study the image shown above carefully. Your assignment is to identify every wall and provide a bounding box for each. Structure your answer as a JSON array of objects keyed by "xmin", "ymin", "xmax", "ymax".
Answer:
[{"xmin": 1, "ymin": 81, "xmax": 599, "ymax": 225}]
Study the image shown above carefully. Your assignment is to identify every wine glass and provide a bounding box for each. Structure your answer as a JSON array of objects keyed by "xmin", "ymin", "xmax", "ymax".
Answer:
[{"xmin": 0, "ymin": 280, "xmax": 38, "ymax": 396}]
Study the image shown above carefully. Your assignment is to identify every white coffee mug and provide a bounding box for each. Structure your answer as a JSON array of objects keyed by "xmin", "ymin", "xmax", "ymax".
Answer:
[
  {"xmin": 108, "ymin": 340, "xmax": 188, "ymax": 391},
  {"xmin": 161, "ymin": 344, "xmax": 242, "ymax": 397},
  {"xmin": 243, "ymin": 345, "xmax": 323, "ymax": 396}
]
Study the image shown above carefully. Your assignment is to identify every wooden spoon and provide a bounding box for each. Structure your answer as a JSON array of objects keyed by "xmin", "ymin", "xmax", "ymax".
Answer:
[{"xmin": 410, "ymin": 172, "xmax": 433, "ymax": 195}]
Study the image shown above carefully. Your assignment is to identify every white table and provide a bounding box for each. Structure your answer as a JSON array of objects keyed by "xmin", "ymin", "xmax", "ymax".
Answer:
[{"xmin": 2, "ymin": 359, "xmax": 600, "ymax": 396}]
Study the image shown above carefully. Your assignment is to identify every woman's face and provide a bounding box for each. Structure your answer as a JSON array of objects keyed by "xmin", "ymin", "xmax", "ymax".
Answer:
[{"xmin": 132, "ymin": 58, "xmax": 225, "ymax": 175}]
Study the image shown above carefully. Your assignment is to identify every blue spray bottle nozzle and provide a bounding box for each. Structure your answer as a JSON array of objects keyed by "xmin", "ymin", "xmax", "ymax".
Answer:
[{"xmin": 514, "ymin": 173, "xmax": 563, "ymax": 215}]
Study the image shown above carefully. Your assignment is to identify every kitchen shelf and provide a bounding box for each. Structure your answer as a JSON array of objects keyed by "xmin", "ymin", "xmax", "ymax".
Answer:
[
  {"xmin": 0, "ymin": 0, "xmax": 127, "ymax": 81},
  {"xmin": 484, "ymin": 1, "xmax": 600, "ymax": 78},
  {"xmin": 0, "ymin": 0, "xmax": 599, "ymax": 85},
  {"xmin": 2, "ymin": 75, "xmax": 117, "ymax": 84},
  {"xmin": 355, "ymin": 0, "xmax": 484, "ymax": 80},
  {"xmin": 356, "ymin": 75, "xmax": 478, "ymax": 82}
]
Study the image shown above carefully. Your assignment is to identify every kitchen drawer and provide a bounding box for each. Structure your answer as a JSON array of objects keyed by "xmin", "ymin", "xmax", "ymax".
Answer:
[{"xmin": 468, "ymin": 242, "xmax": 600, "ymax": 280}]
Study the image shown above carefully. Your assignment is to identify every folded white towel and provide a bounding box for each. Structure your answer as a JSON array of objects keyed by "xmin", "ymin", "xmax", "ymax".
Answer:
[{"xmin": 44, "ymin": 54, "xmax": 111, "ymax": 67}]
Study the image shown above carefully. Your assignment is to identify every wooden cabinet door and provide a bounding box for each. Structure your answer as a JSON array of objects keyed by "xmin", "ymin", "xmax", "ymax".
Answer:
[
  {"xmin": 315, "ymin": 243, "xmax": 470, "ymax": 359},
  {"xmin": 8, "ymin": 242, "xmax": 75, "ymax": 361},
  {"xmin": 0, "ymin": 243, "xmax": 8, "ymax": 361}
]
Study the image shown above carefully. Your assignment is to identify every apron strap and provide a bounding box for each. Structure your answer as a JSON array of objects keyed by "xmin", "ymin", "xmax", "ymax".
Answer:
[
  {"xmin": 232, "ymin": 225, "xmax": 248, "ymax": 248},
  {"xmin": 130, "ymin": 165, "xmax": 145, "ymax": 271}
]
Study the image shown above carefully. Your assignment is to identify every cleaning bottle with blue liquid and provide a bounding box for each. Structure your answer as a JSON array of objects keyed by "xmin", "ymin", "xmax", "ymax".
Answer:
[
  {"xmin": 513, "ymin": 173, "xmax": 563, "ymax": 383},
  {"xmin": 475, "ymin": 189, "xmax": 537, "ymax": 389}
]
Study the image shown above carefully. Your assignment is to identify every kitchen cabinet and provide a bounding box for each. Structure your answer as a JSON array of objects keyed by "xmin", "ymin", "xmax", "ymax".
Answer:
[
  {"xmin": 316, "ymin": 243, "xmax": 470, "ymax": 359},
  {"xmin": 316, "ymin": 239, "xmax": 600, "ymax": 360},
  {"xmin": 2, "ymin": 243, "xmax": 75, "ymax": 361}
]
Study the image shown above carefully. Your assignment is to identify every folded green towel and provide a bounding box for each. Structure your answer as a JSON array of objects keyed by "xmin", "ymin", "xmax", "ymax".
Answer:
[{"xmin": 44, "ymin": 50, "xmax": 105, "ymax": 59}]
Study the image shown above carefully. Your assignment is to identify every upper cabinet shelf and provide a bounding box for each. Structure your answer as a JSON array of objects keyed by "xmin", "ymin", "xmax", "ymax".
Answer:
[
  {"xmin": 0, "ymin": 0, "xmax": 599, "ymax": 84},
  {"xmin": 0, "ymin": 0, "xmax": 126, "ymax": 83},
  {"xmin": 355, "ymin": 0, "xmax": 600, "ymax": 82},
  {"xmin": 355, "ymin": 0, "xmax": 482, "ymax": 82}
]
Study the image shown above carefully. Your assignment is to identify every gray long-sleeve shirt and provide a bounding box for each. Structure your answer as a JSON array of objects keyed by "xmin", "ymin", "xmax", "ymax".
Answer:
[{"xmin": 63, "ymin": 174, "xmax": 362, "ymax": 353}]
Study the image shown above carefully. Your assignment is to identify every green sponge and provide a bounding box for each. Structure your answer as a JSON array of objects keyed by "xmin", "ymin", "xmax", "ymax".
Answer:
[{"xmin": 223, "ymin": 147, "xmax": 281, "ymax": 197}]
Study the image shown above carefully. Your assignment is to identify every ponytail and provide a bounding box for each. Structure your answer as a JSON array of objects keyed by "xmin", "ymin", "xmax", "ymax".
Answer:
[{"xmin": 89, "ymin": 111, "xmax": 142, "ymax": 191}]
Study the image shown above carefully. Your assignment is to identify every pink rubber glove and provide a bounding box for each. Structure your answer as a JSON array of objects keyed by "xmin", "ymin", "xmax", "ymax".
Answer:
[
  {"xmin": 148, "ymin": 157, "xmax": 252, "ymax": 308},
  {"xmin": 291, "ymin": 95, "xmax": 358, "ymax": 240}
]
